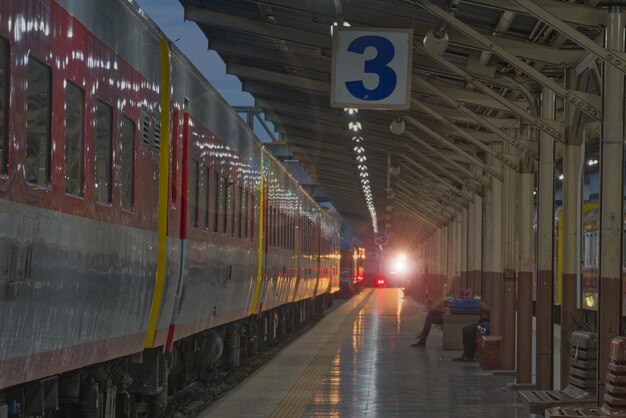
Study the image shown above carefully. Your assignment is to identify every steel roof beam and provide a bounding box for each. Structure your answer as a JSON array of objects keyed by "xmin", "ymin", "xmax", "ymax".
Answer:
[
  {"xmin": 244, "ymin": 0, "xmax": 336, "ymax": 18},
  {"xmin": 184, "ymin": 6, "xmax": 331, "ymax": 49},
  {"xmin": 416, "ymin": 46, "xmax": 564, "ymax": 140},
  {"xmin": 403, "ymin": 131, "xmax": 489, "ymax": 191},
  {"xmin": 511, "ymin": 0, "xmax": 626, "ymax": 74},
  {"xmin": 413, "ymin": 0, "xmax": 601, "ymax": 120},
  {"xmin": 413, "ymin": 77, "xmax": 537, "ymax": 159},
  {"xmin": 228, "ymin": 63, "xmax": 329, "ymax": 94},
  {"xmin": 415, "ymin": 102, "xmax": 518, "ymax": 130},
  {"xmin": 400, "ymin": 156, "xmax": 472, "ymax": 203},
  {"xmin": 402, "ymin": 147, "xmax": 481, "ymax": 196},
  {"xmin": 243, "ymin": 80, "xmax": 329, "ymax": 106},
  {"xmin": 345, "ymin": 5, "xmax": 584, "ymax": 66},
  {"xmin": 459, "ymin": 0, "xmax": 606, "ymax": 27},
  {"xmin": 402, "ymin": 114, "xmax": 502, "ymax": 181},
  {"xmin": 208, "ymin": 38, "xmax": 330, "ymax": 74},
  {"xmin": 262, "ymin": 93, "xmax": 517, "ymax": 132},
  {"xmin": 412, "ymin": 97, "xmax": 518, "ymax": 172},
  {"xmin": 414, "ymin": 83, "xmax": 514, "ymax": 113},
  {"xmin": 395, "ymin": 182, "xmax": 457, "ymax": 217},
  {"xmin": 388, "ymin": 200, "xmax": 444, "ymax": 229},
  {"xmin": 276, "ymin": 110, "xmax": 500, "ymax": 160},
  {"xmin": 394, "ymin": 198, "xmax": 450, "ymax": 227}
]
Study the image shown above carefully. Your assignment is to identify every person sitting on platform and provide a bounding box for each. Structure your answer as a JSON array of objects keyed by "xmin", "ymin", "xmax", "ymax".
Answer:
[
  {"xmin": 411, "ymin": 298, "xmax": 446, "ymax": 347},
  {"xmin": 453, "ymin": 300, "xmax": 490, "ymax": 362}
]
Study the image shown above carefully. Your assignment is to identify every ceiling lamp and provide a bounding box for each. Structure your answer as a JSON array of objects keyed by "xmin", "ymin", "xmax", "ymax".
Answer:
[
  {"xmin": 423, "ymin": 24, "xmax": 449, "ymax": 55},
  {"xmin": 390, "ymin": 116, "xmax": 406, "ymax": 135}
]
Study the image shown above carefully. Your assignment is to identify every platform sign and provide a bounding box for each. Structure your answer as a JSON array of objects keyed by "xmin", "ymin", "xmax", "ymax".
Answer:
[
  {"xmin": 331, "ymin": 28, "xmax": 413, "ymax": 110},
  {"xmin": 375, "ymin": 232, "xmax": 389, "ymax": 246}
]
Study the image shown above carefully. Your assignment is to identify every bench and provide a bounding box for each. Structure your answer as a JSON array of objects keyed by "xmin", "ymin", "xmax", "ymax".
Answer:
[
  {"xmin": 442, "ymin": 313, "xmax": 480, "ymax": 350},
  {"xmin": 545, "ymin": 335, "xmax": 626, "ymax": 418},
  {"xmin": 519, "ymin": 331, "xmax": 597, "ymax": 415}
]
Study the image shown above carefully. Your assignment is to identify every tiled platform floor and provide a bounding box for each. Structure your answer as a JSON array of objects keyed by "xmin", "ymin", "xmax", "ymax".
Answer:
[{"xmin": 201, "ymin": 288, "xmax": 535, "ymax": 417}]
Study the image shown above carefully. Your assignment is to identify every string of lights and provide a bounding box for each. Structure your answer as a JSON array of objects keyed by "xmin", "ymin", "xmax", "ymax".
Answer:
[{"xmin": 345, "ymin": 108, "xmax": 378, "ymax": 234}]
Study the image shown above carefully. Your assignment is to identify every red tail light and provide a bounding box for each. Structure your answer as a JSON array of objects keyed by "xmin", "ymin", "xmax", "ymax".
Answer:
[{"xmin": 377, "ymin": 279, "xmax": 385, "ymax": 285}]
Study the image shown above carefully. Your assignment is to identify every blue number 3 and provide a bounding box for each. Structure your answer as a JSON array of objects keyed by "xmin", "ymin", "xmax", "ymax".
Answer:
[{"xmin": 345, "ymin": 36, "xmax": 397, "ymax": 101}]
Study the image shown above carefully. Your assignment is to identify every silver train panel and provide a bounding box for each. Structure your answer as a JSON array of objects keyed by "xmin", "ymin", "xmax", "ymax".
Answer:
[{"xmin": 0, "ymin": 200, "xmax": 156, "ymax": 389}]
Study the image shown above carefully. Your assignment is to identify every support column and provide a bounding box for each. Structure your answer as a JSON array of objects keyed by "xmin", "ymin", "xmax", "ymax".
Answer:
[
  {"xmin": 501, "ymin": 143, "xmax": 517, "ymax": 371},
  {"xmin": 483, "ymin": 150, "xmax": 503, "ymax": 337},
  {"xmin": 597, "ymin": 7, "xmax": 624, "ymax": 400},
  {"xmin": 456, "ymin": 212, "xmax": 463, "ymax": 292},
  {"xmin": 468, "ymin": 199, "xmax": 476, "ymax": 291},
  {"xmin": 459, "ymin": 208, "xmax": 469, "ymax": 288},
  {"xmin": 472, "ymin": 165, "xmax": 484, "ymax": 296},
  {"xmin": 517, "ymin": 152, "xmax": 536, "ymax": 384},
  {"xmin": 536, "ymin": 85, "xmax": 556, "ymax": 389},
  {"xmin": 441, "ymin": 226, "xmax": 446, "ymax": 300},
  {"xmin": 448, "ymin": 220, "xmax": 455, "ymax": 296},
  {"xmin": 560, "ymin": 70, "xmax": 582, "ymax": 388}
]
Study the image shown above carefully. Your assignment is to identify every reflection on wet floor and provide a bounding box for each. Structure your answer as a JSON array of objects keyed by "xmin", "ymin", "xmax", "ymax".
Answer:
[{"xmin": 302, "ymin": 288, "xmax": 528, "ymax": 417}]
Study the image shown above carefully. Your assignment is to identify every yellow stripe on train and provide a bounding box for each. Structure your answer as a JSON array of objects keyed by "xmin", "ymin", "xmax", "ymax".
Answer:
[{"xmin": 144, "ymin": 38, "xmax": 171, "ymax": 348}]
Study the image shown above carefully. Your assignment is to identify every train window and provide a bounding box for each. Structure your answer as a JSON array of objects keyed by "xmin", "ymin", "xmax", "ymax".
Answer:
[
  {"xmin": 237, "ymin": 185, "xmax": 244, "ymax": 239},
  {"xmin": 241, "ymin": 188, "xmax": 248, "ymax": 239},
  {"xmin": 120, "ymin": 117, "xmax": 135, "ymax": 211},
  {"xmin": 190, "ymin": 159, "xmax": 199, "ymax": 228},
  {"xmin": 220, "ymin": 175, "xmax": 228, "ymax": 234},
  {"xmin": 226, "ymin": 182, "xmax": 235, "ymax": 236},
  {"xmin": 26, "ymin": 56, "xmax": 52, "ymax": 186},
  {"xmin": 199, "ymin": 166, "xmax": 209, "ymax": 230},
  {"xmin": 271, "ymin": 206, "xmax": 276, "ymax": 247},
  {"xmin": 282, "ymin": 213, "xmax": 286, "ymax": 249},
  {"xmin": 276, "ymin": 210, "xmax": 281, "ymax": 248},
  {"xmin": 64, "ymin": 81, "xmax": 84, "ymax": 196},
  {"xmin": 248, "ymin": 191, "xmax": 256, "ymax": 241},
  {"xmin": 210, "ymin": 171, "xmax": 219, "ymax": 232},
  {"xmin": 229, "ymin": 181, "xmax": 235, "ymax": 236},
  {"xmin": 95, "ymin": 101, "xmax": 113, "ymax": 204},
  {"xmin": 170, "ymin": 110, "xmax": 179, "ymax": 206},
  {"xmin": 290, "ymin": 216, "xmax": 294, "ymax": 251},
  {"xmin": 0, "ymin": 38, "xmax": 8, "ymax": 175}
]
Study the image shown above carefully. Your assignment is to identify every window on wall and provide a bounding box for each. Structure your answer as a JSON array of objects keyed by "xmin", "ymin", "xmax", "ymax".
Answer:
[
  {"xmin": 0, "ymin": 38, "xmax": 8, "ymax": 175},
  {"xmin": 120, "ymin": 117, "xmax": 135, "ymax": 211},
  {"xmin": 95, "ymin": 101, "xmax": 112, "ymax": 204},
  {"xmin": 26, "ymin": 56, "xmax": 52, "ymax": 186},
  {"xmin": 64, "ymin": 81, "xmax": 84, "ymax": 196},
  {"xmin": 211, "ymin": 171, "xmax": 219, "ymax": 232},
  {"xmin": 199, "ymin": 166, "xmax": 209, "ymax": 230},
  {"xmin": 190, "ymin": 159, "xmax": 199, "ymax": 228}
]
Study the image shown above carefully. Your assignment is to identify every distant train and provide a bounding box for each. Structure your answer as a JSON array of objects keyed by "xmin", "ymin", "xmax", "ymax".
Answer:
[
  {"xmin": 0, "ymin": 0, "xmax": 340, "ymax": 416},
  {"xmin": 571, "ymin": 205, "xmax": 626, "ymax": 313}
]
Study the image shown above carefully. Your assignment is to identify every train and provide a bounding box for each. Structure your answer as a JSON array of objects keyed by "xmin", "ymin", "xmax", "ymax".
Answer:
[
  {"xmin": 571, "ymin": 205, "xmax": 626, "ymax": 314},
  {"xmin": 0, "ymin": 0, "xmax": 341, "ymax": 416}
]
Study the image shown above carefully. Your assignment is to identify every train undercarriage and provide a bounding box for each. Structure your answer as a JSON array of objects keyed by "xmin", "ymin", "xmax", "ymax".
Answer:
[{"xmin": 1, "ymin": 295, "xmax": 333, "ymax": 418}]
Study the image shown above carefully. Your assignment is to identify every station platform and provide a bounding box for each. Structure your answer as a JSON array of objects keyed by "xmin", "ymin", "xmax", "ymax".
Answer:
[{"xmin": 199, "ymin": 288, "xmax": 532, "ymax": 417}]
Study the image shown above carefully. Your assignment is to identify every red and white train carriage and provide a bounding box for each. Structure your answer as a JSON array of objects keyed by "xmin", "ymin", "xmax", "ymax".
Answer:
[{"xmin": 0, "ymin": 0, "xmax": 340, "ymax": 416}]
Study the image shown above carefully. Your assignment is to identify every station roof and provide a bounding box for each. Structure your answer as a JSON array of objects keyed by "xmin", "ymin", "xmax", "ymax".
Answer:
[{"xmin": 180, "ymin": 0, "xmax": 605, "ymax": 248}]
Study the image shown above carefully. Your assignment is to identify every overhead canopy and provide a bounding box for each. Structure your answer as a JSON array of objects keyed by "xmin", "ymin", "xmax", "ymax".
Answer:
[{"xmin": 180, "ymin": 0, "xmax": 605, "ymax": 248}]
